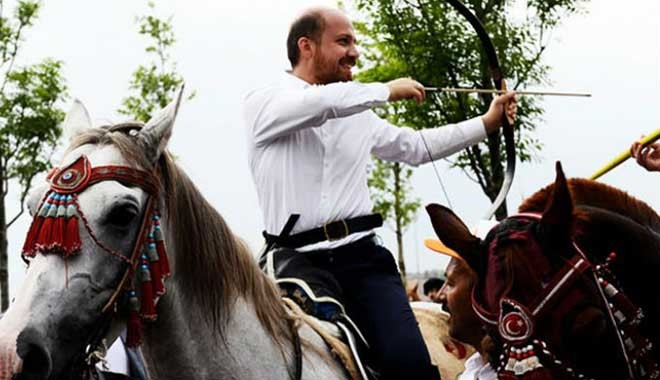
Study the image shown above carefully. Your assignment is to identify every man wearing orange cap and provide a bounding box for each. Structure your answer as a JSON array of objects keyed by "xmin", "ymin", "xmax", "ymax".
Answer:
[{"xmin": 425, "ymin": 239, "xmax": 496, "ymax": 380}]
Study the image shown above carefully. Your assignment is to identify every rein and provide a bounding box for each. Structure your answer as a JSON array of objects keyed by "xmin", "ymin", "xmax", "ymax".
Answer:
[{"xmin": 472, "ymin": 213, "xmax": 659, "ymax": 379}]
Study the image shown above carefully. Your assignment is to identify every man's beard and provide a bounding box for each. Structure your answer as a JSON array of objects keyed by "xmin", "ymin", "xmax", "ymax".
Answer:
[{"xmin": 313, "ymin": 54, "xmax": 354, "ymax": 84}]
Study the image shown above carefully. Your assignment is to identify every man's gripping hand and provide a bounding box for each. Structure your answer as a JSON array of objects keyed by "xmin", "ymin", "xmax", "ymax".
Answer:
[
  {"xmin": 386, "ymin": 78, "xmax": 425, "ymax": 104},
  {"xmin": 481, "ymin": 92, "xmax": 518, "ymax": 134}
]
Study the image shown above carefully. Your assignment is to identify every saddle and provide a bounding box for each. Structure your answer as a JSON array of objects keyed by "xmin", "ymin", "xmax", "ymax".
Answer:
[
  {"xmin": 260, "ymin": 246, "xmax": 376, "ymax": 380},
  {"xmin": 260, "ymin": 240, "xmax": 472, "ymax": 380}
]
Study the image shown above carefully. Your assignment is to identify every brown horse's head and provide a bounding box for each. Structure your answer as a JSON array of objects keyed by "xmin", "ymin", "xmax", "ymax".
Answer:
[{"xmin": 427, "ymin": 162, "xmax": 660, "ymax": 379}]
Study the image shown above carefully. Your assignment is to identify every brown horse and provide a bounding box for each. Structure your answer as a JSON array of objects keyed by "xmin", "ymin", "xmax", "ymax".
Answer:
[{"xmin": 426, "ymin": 163, "xmax": 660, "ymax": 379}]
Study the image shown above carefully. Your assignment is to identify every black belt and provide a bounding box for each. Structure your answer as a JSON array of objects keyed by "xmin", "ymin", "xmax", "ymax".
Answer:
[{"xmin": 263, "ymin": 214, "xmax": 383, "ymax": 249}]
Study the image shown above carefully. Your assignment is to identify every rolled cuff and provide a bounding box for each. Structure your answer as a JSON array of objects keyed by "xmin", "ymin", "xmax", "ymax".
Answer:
[{"xmin": 420, "ymin": 116, "xmax": 488, "ymax": 162}]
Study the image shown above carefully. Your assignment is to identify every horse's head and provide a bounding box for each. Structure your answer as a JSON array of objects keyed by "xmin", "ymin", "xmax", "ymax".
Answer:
[
  {"xmin": 0, "ymin": 92, "xmax": 181, "ymax": 380},
  {"xmin": 427, "ymin": 162, "xmax": 659, "ymax": 379}
]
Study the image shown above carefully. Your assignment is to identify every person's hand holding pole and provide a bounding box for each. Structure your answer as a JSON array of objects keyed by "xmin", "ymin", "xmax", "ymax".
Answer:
[{"xmin": 631, "ymin": 138, "xmax": 660, "ymax": 172}]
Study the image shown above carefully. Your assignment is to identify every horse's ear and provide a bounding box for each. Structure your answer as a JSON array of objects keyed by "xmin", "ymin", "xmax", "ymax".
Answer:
[
  {"xmin": 540, "ymin": 161, "xmax": 574, "ymax": 245},
  {"xmin": 426, "ymin": 203, "xmax": 483, "ymax": 274},
  {"xmin": 139, "ymin": 85, "xmax": 184, "ymax": 163},
  {"xmin": 62, "ymin": 99, "xmax": 93, "ymax": 142}
]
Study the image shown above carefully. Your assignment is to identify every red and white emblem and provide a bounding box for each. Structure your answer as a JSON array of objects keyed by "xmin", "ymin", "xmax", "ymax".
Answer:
[{"xmin": 498, "ymin": 298, "xmax": 534, "ymax": 343}]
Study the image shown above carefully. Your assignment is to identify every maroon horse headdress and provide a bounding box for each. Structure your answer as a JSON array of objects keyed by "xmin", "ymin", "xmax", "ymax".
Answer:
[{"xmin": 472, "ymin": 213, "xmax": 658, "ymax": 379}]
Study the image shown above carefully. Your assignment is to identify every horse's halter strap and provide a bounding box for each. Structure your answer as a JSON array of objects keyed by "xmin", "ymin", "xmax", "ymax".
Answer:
[
  {"xmin": 22, "ymin": 154, "xmax": 170, "ymax": 347},
  {"xmin": 472, "ymin": 212, "xmax": 658, "ymax": 379}
]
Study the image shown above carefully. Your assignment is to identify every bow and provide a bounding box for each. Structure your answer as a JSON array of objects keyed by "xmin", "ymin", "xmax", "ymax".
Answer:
[{"xmin": 445, "ymin": 0, "xmax": 516, "ymax": 220}]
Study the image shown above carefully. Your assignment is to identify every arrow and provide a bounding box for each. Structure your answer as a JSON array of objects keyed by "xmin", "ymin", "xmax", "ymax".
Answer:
[{"xmin": 424, "ymin": 87, "xmax": 591, "ymax": 97}]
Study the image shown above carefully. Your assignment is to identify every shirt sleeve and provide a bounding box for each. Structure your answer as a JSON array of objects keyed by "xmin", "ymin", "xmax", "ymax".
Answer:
[
  {"xmin": 244, "ymin": 81, "xmax": 390, "ymax": 146},
  {"xmin": 370, "ymin": 113, "xmax": 487, "ymax": 166}
]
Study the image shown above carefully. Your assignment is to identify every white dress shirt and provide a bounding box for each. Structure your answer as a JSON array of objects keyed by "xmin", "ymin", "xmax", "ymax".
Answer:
[
  {"xmin": 243, "ymin": 72, "xmax": 486, "ymax": 251},
  {"xmin": 459, "ymin": 352, "xmax": 497, "ymax": 380}
]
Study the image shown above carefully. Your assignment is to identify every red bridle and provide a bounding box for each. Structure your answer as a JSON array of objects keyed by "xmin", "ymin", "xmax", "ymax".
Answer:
[{"xmin": 22, "ymin": 154, "xmax": 169, "ymax": 347}]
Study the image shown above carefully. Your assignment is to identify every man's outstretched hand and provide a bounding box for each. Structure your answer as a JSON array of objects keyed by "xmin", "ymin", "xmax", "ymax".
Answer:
[{"xmin": 387, "ymin": 78, "xmax": 425, "ymax": 104}]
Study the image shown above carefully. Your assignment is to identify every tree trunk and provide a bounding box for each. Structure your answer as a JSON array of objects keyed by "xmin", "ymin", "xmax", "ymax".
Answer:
[
  {"xmin": 0, "ymin": 183, "xmax": 7, "ymax": 311},
  {"xmin": 393, "ymin": 163, "xmax": 407, "ymax": 284}
]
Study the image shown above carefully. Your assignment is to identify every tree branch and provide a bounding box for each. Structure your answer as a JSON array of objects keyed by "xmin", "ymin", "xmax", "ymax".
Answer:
[
  {"xmin": 6, "ymin": 203, "xmax": 23, "ymax": 228},
  {"xmin": 7, "ymin": 171, "xmax": 36, "ymax": 228},
  {"xmin": 513, "ymin": 44, "xmax": 546, "ymax": 89},
  {"xmin": 466, "ymin": 146, "xmax": 487, "ymax": 190},
  {"xmin": 0, "ymin": 19, "xmax": 28, "ymax": 92}
]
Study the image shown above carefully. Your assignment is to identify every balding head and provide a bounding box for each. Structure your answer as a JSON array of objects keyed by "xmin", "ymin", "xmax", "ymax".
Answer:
[{"xmin": 286, "ymin": 7, "xmax": 347, "ymax": 67}]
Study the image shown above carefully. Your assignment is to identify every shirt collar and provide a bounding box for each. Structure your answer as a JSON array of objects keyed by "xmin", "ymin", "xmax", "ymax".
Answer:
[
  {"xmin": 282, "ymin": 71, "xmax": 311, "ymax": 88},
  {"xmin": 464, "ymin": 352, "xmax": 486, "ymax": 371}
]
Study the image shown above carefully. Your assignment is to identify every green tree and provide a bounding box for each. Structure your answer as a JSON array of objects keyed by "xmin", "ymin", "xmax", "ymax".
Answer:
[
  {"xmin": 119, "ymin": 1, "xmax": 193, "ymax": 122},
  {"xmin": 355, "ymin": 0, "xmax": 587, "ymax": 219},
  {"xmin": 0, "ymin": 1, "xmax": 68, "ymax": 310}
]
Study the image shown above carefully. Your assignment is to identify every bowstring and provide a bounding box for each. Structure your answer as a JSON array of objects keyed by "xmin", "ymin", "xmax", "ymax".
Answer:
[{"xmin": 419, "ymin": 130, "xmax": 454, "ymax": 209}]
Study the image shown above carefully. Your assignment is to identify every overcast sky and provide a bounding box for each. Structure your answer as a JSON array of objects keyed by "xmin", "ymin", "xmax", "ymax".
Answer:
[{"xmin": 5, "ymin": 0, "xmax": 659, "ymax": 296}]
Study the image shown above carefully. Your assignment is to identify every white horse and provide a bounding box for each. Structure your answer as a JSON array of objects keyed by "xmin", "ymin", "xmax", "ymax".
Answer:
[{"xmin": 0, "ymin": 93, "xmax": 467, "ymax": 380}]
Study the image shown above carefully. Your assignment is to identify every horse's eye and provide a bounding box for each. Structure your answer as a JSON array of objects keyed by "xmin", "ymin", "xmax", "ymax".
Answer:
[{"xmin": 105, "ymin": 204, "xmax": 139, "ymax": 227}]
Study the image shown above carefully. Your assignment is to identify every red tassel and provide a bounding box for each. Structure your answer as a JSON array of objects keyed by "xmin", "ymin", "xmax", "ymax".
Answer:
[
  {"xmin": 153, "ymin": 222, "xmax": 171, "ymax": 277},
  {"xmin": 126, "ymin": 292, "xmax": 143, "ymax": 347},
  {"xmin": 139, "ymin": 265, "xmax": 156, "ymax": 320},
  {"xmin": 149, "ymin": 260, "xmax": 165, "ymax": 296},
  {"xmin": 36, "ymin": 217, "xmax": 55, "ymax": 249},
  {"xmin": 63, "ymin": 216, "xmax": 81, "ymax": 257},
  {"xmin": 22, "ymin": 216, "xmax": 45, "ymax": 256},
  {"xmin": 146, "ymin": 241, "xmax": 165, "ymax": 296},
  {"xmin": 155, "ymin": 240, "xmax": 170, "ymax": 277},
  {"xmin": 51, "ymin": 216, "xmax": 66, "ymax": 254}
]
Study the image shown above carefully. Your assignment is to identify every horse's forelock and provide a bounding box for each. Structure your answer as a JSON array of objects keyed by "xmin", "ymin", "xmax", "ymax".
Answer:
[
  {"xmin": 66, "ymin": 124, "xmax": 153, "ymax": 171},
  {"xmin": 66, "ymin": 126, "xmax": 293, "ymax": 347}
]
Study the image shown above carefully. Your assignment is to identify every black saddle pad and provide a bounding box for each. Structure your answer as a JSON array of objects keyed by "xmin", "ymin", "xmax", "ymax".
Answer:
[{"xmin": 260, "ymin": 246, "xmax": 346, "ymax": 321}]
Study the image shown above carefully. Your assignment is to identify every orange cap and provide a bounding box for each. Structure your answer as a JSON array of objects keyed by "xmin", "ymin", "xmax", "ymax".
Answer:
[{"xmin": 424, "ymin": 238, "xmax": 464, "ymax": 262}]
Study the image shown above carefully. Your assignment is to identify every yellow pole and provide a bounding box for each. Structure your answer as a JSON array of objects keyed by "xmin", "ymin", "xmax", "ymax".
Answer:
[{"xmin": 590, "ymin": 129, "xmax": 660, "ymax": 180}]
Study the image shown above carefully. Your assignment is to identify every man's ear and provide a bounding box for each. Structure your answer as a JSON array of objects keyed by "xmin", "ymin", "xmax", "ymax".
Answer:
[{"xmin": 297, "ymin": 37, "xmax": 314, "ymax": 60}]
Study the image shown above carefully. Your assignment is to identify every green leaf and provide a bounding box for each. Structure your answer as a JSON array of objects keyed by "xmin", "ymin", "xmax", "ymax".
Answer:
[{"xmin": 119, "ymin": 2, "xmax": 193, "ymax": 122}]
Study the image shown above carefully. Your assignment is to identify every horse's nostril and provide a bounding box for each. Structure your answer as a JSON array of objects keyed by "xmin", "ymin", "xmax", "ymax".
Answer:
[{"xmin": 15, "ymin": 328, "xmax": 52, "ymax": 379}]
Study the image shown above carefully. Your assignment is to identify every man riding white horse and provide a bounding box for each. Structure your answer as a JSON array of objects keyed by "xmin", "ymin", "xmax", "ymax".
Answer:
[{"xmin": 243, "ymin": 6, "xmax": 517, "ymax": 379}]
